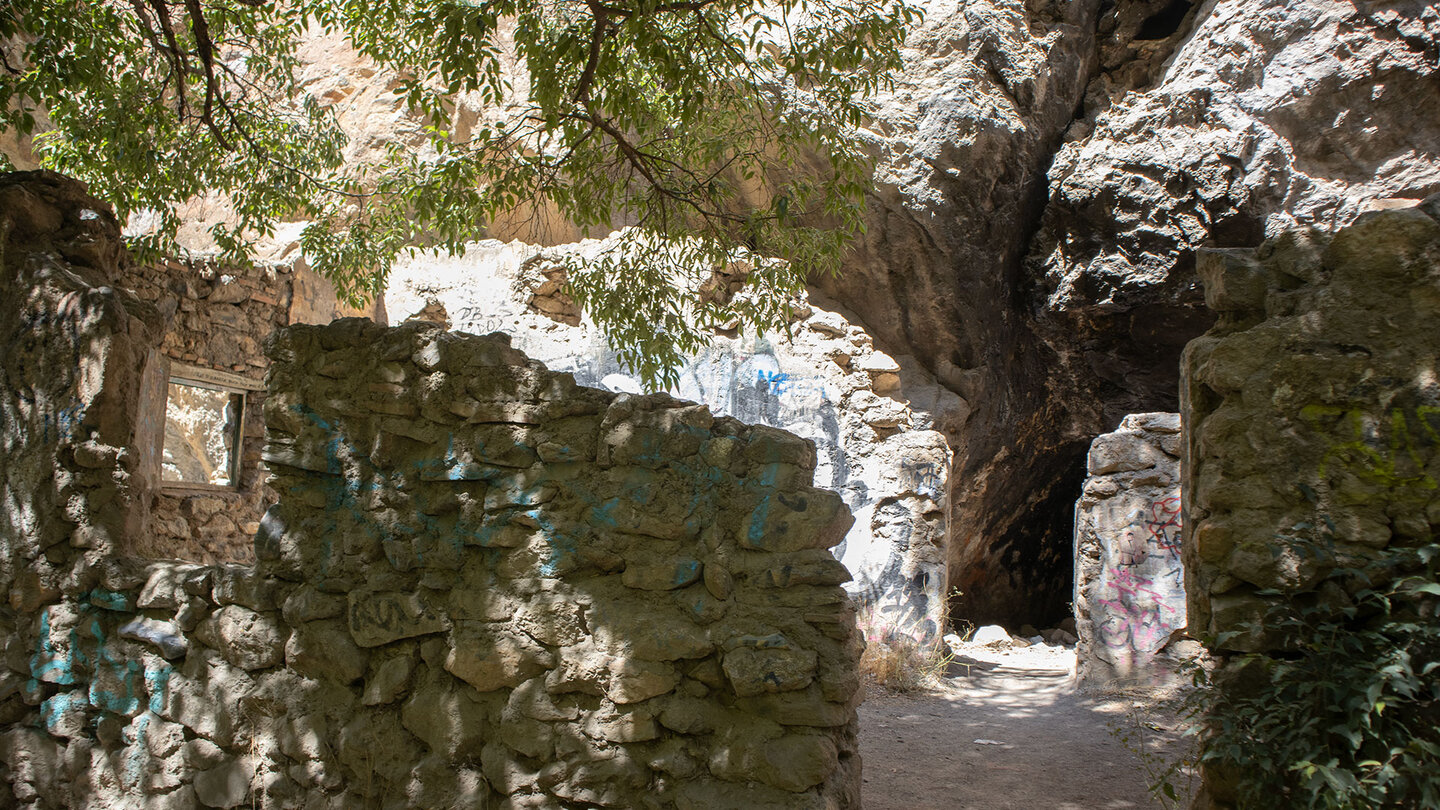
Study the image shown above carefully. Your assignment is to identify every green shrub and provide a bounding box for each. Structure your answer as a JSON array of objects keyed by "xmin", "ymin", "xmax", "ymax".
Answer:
[{"xmin": 1197, "ymin": 536, "xmax": 1440, "ymax": 808}]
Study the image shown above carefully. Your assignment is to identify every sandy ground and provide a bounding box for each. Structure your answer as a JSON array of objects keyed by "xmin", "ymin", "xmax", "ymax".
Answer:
[{"xmin": 858, "ymin": 642, "xmax": 1192, "ymax": 810}]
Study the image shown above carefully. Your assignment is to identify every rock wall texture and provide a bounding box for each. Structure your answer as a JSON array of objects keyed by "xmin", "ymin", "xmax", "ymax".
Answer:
[
  {"xmin": 0, "ymin": 171, "xmax": 164, "ymax": 620},
  {"xmin": 1, "ymin": 188, "xmax": 865, "ymax": 807},
  {"xmin": 1181, "ymin": 198, "xmax": 1440, "ymax": 806},
  {"xmin": 9, "ymin": 1, "xmax": 1438, "ymax": 629},
  {"xmin": 1073, "ymin": 413, "xmax": 1189, "ymax": 687},
  {"xmin": 117, "ymin": 258, "xmax": 289, "ymax": 564},
  {"xmin": 825, "ymin": 0, "xmax": 1440, "ymax": 627},
  {"xmin": 384, "ymin": 240, "xmax": 963, "ymax": 643}
]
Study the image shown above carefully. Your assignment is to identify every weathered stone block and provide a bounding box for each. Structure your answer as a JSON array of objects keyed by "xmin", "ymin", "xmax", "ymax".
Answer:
[
  {"xmin": 506, "ymin": 676, "xmax": 578, "ymax": 722},
  {"xmin": 1196, "ymin": 249, "xmax": 1270, "ymax": 313},
  {"xmin": 194, "ymin": 605, "xmax": 285, "ymax": 671},
  {"xmin": 286, "ymin": 619, "xmax": 367, "ymax": 684},
  {"xmin": 580, "ymin": 704, "xmax": 660, "ymax": 743},
  {"xmin": 1086, "ymin": 431, "xmax": 1163, "ymax": 475},
  {"xmin": 703, "ymin": 563, "xmax": 734, "ymax": 599},
  {"xmin": 758, "ymin": 735, "xmax": 840, "ymax": 792},
  {"xmin": 362, "ymin": 654, "xmax": 416, "ymax": 706},
  {"xmin": 606, "ymin": 658, "xmax": 679, "ymax": 704},
  {"xmin": 401, "ymin": 679, "xmax": 494, "ymax": 759},
  {"xmin": 192, "ymin": 756, "xmax": 254, "ymax": 808},
  {"xmin": 741, "ymin": 488, "xmax": 852, "ymax": 552},
  {"xmin": 621, "ymin": 557, "xmax": 703, "ymax": 590},
  {"xmin": 755, "ymin": 558, "xmax": 852, "ymax": 588},
  {"xmin": 722, "ymin": 647, "xmax": 818, "ymax": 697},
  {"xmin": 347, "ymin": 591, "xmax": 445, "ymax": 648},
  {"xmin": 445, "ymin": 626, "xmax": 552, "ymax": 692},
  {"xmin": 744, "ymin": 425, "xmax": 818, "ymax": 470},
  {"xmin": 280, "ymin": 585, "xmax": 345, "ymax": 625},
  {"xmin": 138, "ymin": 564, "xmax": 204, "ymax": 610},
  {"xmin": 119, "ymin": 617, "xmax": 188, "ymax": 660},
  {"xmin": 514, "ymin": 592, "xmax": 585, "ymax": 646},
  {"xmin": 735, "ymin": 684, "xmax": 853, "ymax": 727},
  {"xmin": 597, "ymin": 611, "xmax": 714, "ymax": 662},
  {"xmin": 336, "ymin": 711, "xmax": 425, "ymax": 788},
  {"xmin": 481, "ymin": 741, "xmax": 542, "ymax": 795}
]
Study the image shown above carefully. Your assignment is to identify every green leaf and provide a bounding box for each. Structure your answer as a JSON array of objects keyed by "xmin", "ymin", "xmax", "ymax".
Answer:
[{"xmin": 0, "ymin": 0, "xmax": 922, "ymax": 386}]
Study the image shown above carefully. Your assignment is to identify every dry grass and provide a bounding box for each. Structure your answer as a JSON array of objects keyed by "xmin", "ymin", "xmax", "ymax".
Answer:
[{"xmin": 858, "ymin": 630, "xmax": 954, "ymax": 693}]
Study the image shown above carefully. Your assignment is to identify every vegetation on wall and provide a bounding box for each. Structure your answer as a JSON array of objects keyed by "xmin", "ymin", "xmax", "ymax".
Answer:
[
  {"xmin": 1195, "ymin": 527, "xmax": 1440, "ymax": 809},
  {"xmin": 0, "ymin": 0, "xmax": 919, "ymax": 384}
]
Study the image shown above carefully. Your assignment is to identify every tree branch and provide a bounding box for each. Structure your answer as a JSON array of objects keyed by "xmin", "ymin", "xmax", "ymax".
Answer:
[
  {"xmin": 180, "ymin": 0, "xmax": 228, "ymax": 147},
  {"xmin": 574, "ymin": 0, "xmax": 612, "ymax": 105},
  {"xmin": 142, "ymin": 0, "xmax": 191, "ymax": 119}
]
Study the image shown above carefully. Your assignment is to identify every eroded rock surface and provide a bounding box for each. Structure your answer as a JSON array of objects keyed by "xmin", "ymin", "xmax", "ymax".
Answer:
[{"xmin": 830, "ymin": 0, "xmax": 1440, "ymax": 626}]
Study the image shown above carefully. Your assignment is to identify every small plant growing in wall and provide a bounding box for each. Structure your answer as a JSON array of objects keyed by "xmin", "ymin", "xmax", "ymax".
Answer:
[{"xmin": 1193, "ymin": 510, "xmax": 1440, "ymax": 809}]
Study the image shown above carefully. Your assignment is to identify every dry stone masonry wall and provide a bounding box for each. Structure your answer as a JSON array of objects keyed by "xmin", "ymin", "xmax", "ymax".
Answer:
[
  {"xmin": 1182, "ymin": 197, "xmax": 1440, "ymax": 806},
  {"xmin": 1073, "ymin": 413, "xmax": 1190, "ymax": 687},
  {"xmin": 0, "ymin": 172, "xmax": 174, "ymax": 797},
  {"xmin": 384, "ymin": 239, "xmax": 961, "ymax": 645},
  {"xmin": 257, "ymin": 319, "xmax": 864, "ymax": 808},
  {"xmin": 2, "ymin": 188, "xmax": 866, "ymax": 809},
  {"xmin": 119, "ymin": 258, "xmax": 293, "ymax": 564}
]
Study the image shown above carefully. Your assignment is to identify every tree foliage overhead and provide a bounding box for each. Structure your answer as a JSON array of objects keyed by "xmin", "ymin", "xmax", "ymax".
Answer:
[{"xmin": 1, "ymin": 0, "xmax": 920, "ymax": 385}]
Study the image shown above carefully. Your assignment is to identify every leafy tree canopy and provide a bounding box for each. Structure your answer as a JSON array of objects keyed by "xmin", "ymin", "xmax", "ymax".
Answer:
[{"xmin": 1, "ymin": 0, "xmax": 920, "ymax": 385}]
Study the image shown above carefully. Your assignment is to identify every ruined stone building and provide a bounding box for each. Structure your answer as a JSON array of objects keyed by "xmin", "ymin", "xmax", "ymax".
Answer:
[
  {"xmin": 3, "ymin": 0, "xmax": 1439, "ymax": 806},
  {"xmin": 1, "ymin": 173, "xmax": 866, "ymax": 808}
]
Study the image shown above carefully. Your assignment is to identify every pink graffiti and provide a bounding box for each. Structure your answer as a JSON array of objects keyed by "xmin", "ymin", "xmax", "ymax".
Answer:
[
  {"xmin": 1095, "ymin": 497, "xmax": 1185, "ymax": 656},
  {"xmin": 1095, "ymin": 566, "xmax": 1178, "ymax": 648}
]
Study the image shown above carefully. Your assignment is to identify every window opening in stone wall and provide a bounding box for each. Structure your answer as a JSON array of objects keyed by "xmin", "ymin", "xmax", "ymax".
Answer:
[{"xmin": 160, "ymin": 367, "xmax": 254, "ymax": 489}]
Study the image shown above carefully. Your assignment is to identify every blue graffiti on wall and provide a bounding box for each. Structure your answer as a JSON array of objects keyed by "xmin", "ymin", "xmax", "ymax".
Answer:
[{"xmin": 29, "ymin": 601, "xmax": 176, "ymax": 730}]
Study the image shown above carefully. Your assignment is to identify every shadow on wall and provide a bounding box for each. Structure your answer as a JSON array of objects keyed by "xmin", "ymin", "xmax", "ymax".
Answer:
[
  {"xmin": 1182, "ymin": 198, "xmax": 1440, "ymax": 807},
  {"xmin": 0, "ymin": 172, "xmax": 869, "ymax": 810},
  {"xmin": 386, "ymin": 244, "xmax": 958, "ymax": 645}
]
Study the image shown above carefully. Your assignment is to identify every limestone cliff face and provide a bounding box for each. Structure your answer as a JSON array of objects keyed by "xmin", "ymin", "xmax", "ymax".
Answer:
[{"xmin": 823, "ymin": 0, "xmax": 1440, "ymax": 625}]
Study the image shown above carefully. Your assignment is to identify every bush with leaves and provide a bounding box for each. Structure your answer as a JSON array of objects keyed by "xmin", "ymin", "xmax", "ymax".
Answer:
[
  {"xmin": 1, "ymin": 0, "xmax": 920, "ymax": 385},
  {"xmin": 1196, "ymin": 526, "xmax": 1440, "ymax": 809}
]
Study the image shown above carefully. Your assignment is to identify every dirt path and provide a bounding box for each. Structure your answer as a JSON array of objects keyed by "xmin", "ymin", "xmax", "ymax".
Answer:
[{"xmin": 858, "ymin": 644, "xmax": 1189, "ymax": 810}]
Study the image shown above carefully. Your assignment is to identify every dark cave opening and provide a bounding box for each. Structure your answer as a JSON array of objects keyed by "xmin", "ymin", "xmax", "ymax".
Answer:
[
  {"xmin": 1007, "ymin": 449, "xmax": 1090, "ymax": 631},
  {"xmin": 1135, "ymin": 0, "xmax": 1194, "ymax": 41},
  {"xmin": 948, "ymin": 443, "xmax": 1090, "ymax": 633}
]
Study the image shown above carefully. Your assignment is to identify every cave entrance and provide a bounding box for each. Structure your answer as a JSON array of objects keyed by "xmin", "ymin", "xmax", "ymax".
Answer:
[{"xmin": 946, "ymin": 444, "xmax": 1089, "ymax": 638}]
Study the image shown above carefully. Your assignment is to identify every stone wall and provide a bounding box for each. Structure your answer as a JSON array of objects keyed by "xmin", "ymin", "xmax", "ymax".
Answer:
[
  {"xmin": 0, "ymin": 170, "xmax": 166, "ymax": 763},
  {"xmin": 1073, "ymin": 413, "xmax": 1189, "ymax": 686},
  {"xmin": 385, "ymin": 239, "xmax": 961, "ymax": 643},
  {"xmin": 2, "ymin": 185, "xmax": 865, "ymax": 808},
  {"xmin": 0, "ymin": 170, "xmax": 162, "ymax": 615},
  {"xmin": 111, "ymin": 226, "xmax": 382, "ymax": 565},
  {"xmin": 119, "ymin": 258, "xmax": 292, "ymax": 564},
  {"xmin": 1182, "ymin": 197, "xmax": 1440, "ymax": 806}
]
